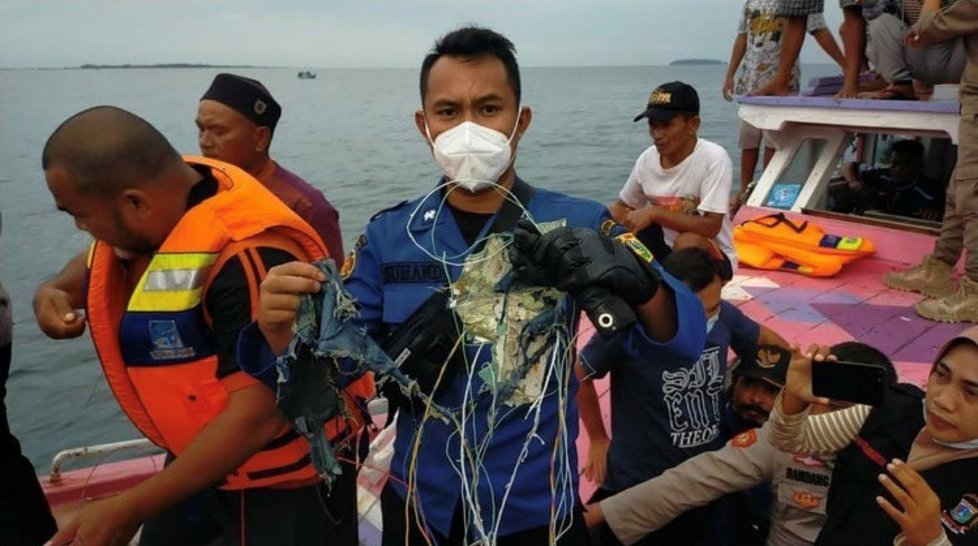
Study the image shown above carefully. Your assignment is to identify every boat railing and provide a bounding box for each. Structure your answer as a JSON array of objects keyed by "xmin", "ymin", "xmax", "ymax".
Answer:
[
  {"xmin": 737, "ymin": 95, "xmax": 960, "ymax": 214},
  {"xmin": 48, "ymin": 438, "xmax": 160, "ymax": 483}
]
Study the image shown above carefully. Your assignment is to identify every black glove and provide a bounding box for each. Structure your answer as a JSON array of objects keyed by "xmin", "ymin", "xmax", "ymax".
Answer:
[{"xmin": 510, "ymin": 219, "xmax": 660, "ymax": 307}]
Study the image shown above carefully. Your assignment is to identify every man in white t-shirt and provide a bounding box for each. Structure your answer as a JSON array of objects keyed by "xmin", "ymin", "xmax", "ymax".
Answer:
[{"xmin": 610, "ymin": 81, "xmax": 738, "ymax": 279}]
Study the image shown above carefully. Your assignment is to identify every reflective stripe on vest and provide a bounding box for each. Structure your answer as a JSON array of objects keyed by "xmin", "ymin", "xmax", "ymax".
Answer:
[{"xmin": 128, "ymin": 253, "xmax": 217, "ymax": 312}]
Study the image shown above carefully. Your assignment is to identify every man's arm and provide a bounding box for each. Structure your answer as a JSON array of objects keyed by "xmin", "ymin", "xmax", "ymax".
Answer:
[
  {"xmin": 258, "ymin": 224, "xmax": 385, "ymax": 358},
  {"xmin": 129, "ymin": 384, "xmax": 288, "ymax": 509},
  {"xmin": 756, "ymin": 16, "xmax": 808, "ymax": 96},
  {"xmin": 33, "ymin": 250, "xmax": 88, "ymax": 339},
  {"xmin": 635, "ymin": 277, "xmax": 680, "ymax": 341},
  {"xmin": 614, "ymin": 152, "xmax": 652, "ymax": 226},
  {"xmin": 913, "ymin": 0, "xmax": 978, "ymax": 44},
  {"xmin": 576, "ymin": 364, "xmax": 611, "ymax": 487},
  {"xmin": 841, "ymin": 161, "xmax": 863, "ymax": 190},
  {"xmin": 51, "ymin": 243, "xmax": 302, "ymax": 546},
  {"xmin": 724, "ymin": 33, "xmax": 748, "ymax": 101},
  {"xmin": 609, "ymin": 199, "xmax": 634, "ymax": 224},
  {"xmin": 51, "ymin": 384, "xmax": 291, "ymax": 546},
  {"xmin": 595, "ymin": 427, "xmax": 775, "ymax": 545},
  {"xmin": 636, "ymin": 207, "xmax": 724, "ymax": 239}
]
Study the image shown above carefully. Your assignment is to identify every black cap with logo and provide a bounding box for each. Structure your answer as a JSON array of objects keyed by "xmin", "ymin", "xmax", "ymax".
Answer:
[
  {"xmin": 734, "ymin": 344, "xmax": 791, "ymax": 388},
  {"xmin": 200, "ymin": 73, "xmax": 282, "ymax": 133},
  {"xmin": 633, "ymin": 81, "xmax": 701, "ymax": 123}
]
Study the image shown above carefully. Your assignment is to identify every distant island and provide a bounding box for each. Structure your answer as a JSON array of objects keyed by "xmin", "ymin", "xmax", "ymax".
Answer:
[
  {"xmin": 77, "ymin": 63, "xmax": 267, "ymax": 70},
  {"xmin": 670, "ymin": 59, "xmax": 724, "ymax": 66}
]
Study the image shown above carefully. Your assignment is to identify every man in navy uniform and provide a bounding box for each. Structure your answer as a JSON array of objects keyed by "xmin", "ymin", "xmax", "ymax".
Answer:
[{"xmin": 250, "ymin": 26, "xmax": 706, "ymax": 546}]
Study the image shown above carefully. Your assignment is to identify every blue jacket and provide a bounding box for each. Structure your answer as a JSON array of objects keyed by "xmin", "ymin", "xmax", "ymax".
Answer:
[{"xmin": 341, "ymin": 179, "xmax": 706, "ymax": 538}]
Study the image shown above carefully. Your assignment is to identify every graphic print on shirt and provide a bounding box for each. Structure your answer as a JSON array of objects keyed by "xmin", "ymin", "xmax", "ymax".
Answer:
[
  {"xmin": 662, "ymin": 344, "xmax": 724, "ymax": 448},
  {"xmin": 649, "ymin": 194, "xmax": 700, "ymax": 215},
  {"xmin": 747, "ymin": 8, "xmax": 783, "ymax": 52}
]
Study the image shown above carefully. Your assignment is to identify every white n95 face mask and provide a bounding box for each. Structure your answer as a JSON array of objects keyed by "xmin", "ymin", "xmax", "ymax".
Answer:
[{"xmin": 426, "ymin": 112, "xmax": 521, "ymax": 193}]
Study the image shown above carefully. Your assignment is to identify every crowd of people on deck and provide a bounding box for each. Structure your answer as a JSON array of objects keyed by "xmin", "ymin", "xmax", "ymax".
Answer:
[{"xmin": 0, "ymin": 0, "xmax": 976, "ymax": 544}]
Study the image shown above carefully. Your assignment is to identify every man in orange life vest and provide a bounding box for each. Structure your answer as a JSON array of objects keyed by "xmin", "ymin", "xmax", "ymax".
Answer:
[
  {"xmin": 33, "ymin": 73, "xmax": 345, "ymax": 343},
  {"xmin": 39, "ymin": 106, "xmax": 368, "ymax": 546},
  {"xmin": 34, "ymin": 75, "xmax": 365, "ymax": 545}
]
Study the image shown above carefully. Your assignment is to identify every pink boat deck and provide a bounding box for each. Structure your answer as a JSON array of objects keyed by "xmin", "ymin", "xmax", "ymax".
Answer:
[{"xmin": 574, "ymin": 206, "xmax": 970, "ymax": 500}]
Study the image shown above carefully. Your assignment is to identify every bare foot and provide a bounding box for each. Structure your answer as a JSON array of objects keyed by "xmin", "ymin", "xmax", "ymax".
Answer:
[
  {"xmin": 858, "ymin": 73, "xmax": 888, "ymax": 93},
  {"xmin": 869, "ymin": 83, "xmax": 917, "ymax": 100},
  {"xmin": 914, "ymin": 80, "xmax": 934, "ymax": 100},
  {"xmin": 753, "ymin": 81, "xmax": 791, "ymax": 96},
  {"xmin": 837, "ymin": 84, "xmax": 860, "ymax": 99}
]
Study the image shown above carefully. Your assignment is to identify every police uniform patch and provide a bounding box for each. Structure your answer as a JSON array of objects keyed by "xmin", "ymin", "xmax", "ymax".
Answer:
[
  {"xmin": 731, "ymin": 429, "xmax": 757, "ymax": 448},
  {"xmin": 340, "ymin": 250, "xmax": 357, "ymax": 280},
  {"xmin": 757, "ymin": 345, "xmax": 786, "ymax": 369},
  {"xmin": 792, "ymin": 491, "xmax": 822, "ymax": 510},
  {"xmin": 353, "ymin": 233, "xmax": 368, "ymax": 252},
  {"xmin": 943, "ymin": 494, "xmax": 978, "ymax": 535}
]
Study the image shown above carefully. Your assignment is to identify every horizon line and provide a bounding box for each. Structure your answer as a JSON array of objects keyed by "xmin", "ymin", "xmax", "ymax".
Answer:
[{"xmin": 0, "ymin": 62, "xmax": 840, "ymax": 71}]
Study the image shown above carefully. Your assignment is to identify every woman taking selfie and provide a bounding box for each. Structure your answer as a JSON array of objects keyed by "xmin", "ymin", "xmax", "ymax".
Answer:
[{"xmin": 768, "ymin": 328, "xmax": 978, "ymax": 546}]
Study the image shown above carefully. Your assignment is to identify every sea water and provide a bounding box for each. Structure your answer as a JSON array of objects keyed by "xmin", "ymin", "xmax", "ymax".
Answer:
[{"xmin": 0, "ymin": 64, "xmax": 837, "ymax": 470}]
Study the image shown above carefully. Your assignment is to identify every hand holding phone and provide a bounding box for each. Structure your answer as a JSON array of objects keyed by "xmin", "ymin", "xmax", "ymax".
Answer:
[
  {"xmin": 783, "ymin": 345, "xmax": 831, "ymax": 409},
  {"xmin": 812, "ymin": 360, "xmax": 888, "ymax": 406}
]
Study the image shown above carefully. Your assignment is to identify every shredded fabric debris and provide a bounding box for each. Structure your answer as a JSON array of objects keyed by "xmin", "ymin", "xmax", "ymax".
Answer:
[{"xmin": 274, "ymin": 259, "xmax": 413, "ymax": 484}]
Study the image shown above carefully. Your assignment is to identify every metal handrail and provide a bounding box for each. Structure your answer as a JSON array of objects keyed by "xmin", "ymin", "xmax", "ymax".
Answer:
[{"xmin": 49, "ymin": 438, "xmax": 160, "ymax": 483}]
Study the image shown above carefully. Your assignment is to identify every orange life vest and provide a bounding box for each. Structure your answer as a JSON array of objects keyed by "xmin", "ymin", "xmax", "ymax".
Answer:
[
  {"xmin": 85, "ymin": 156, "xmax": 374, "ymax": 490},
  {"xmin": 733, "ymin": 213, "xmax": 875, "ymax": 277}
]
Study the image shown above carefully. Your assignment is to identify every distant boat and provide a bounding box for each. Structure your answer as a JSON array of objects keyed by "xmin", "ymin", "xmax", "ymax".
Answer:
[{"xmin": 297, "ymin": 70, "xmax": 317, "ymax": 79}]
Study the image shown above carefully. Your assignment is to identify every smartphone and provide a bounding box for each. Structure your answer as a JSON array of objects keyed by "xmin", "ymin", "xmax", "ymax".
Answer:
[{"xmin": 811, "ymin": 360, "xmax": 887, "ymax": 406}]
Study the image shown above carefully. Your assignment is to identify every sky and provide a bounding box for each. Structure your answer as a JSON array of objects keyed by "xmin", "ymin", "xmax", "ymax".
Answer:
[{"xmin": 0, "ymin": 0, "xmax": 844, "ymax": 69}]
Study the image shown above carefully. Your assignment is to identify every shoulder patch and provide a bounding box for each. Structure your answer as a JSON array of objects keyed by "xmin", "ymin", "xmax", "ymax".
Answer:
[
  {"xmin": 944, "ymin": 494, "xmax": 978, "ymax": 535},
  {"xmin": 600, "ymin": 218, "xmax": 618, "ymax": 237},
  {"xmin": 353, "ymin": 233, "xmax": 368, "ymax": 252},
  {"xmin": 340, "ymin": 233, "xmax": 367, "ymax": 280},
  {"xmin": 731, "ymin": 429, "xmax": 757, "ymax": 448},
  {"xmin": 370, "ymin": 200, "xmax": 408, "ymax": 222},
  {"xmin": 340, "ymin": 250, "xmax": 357, "ymax": 280}
]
